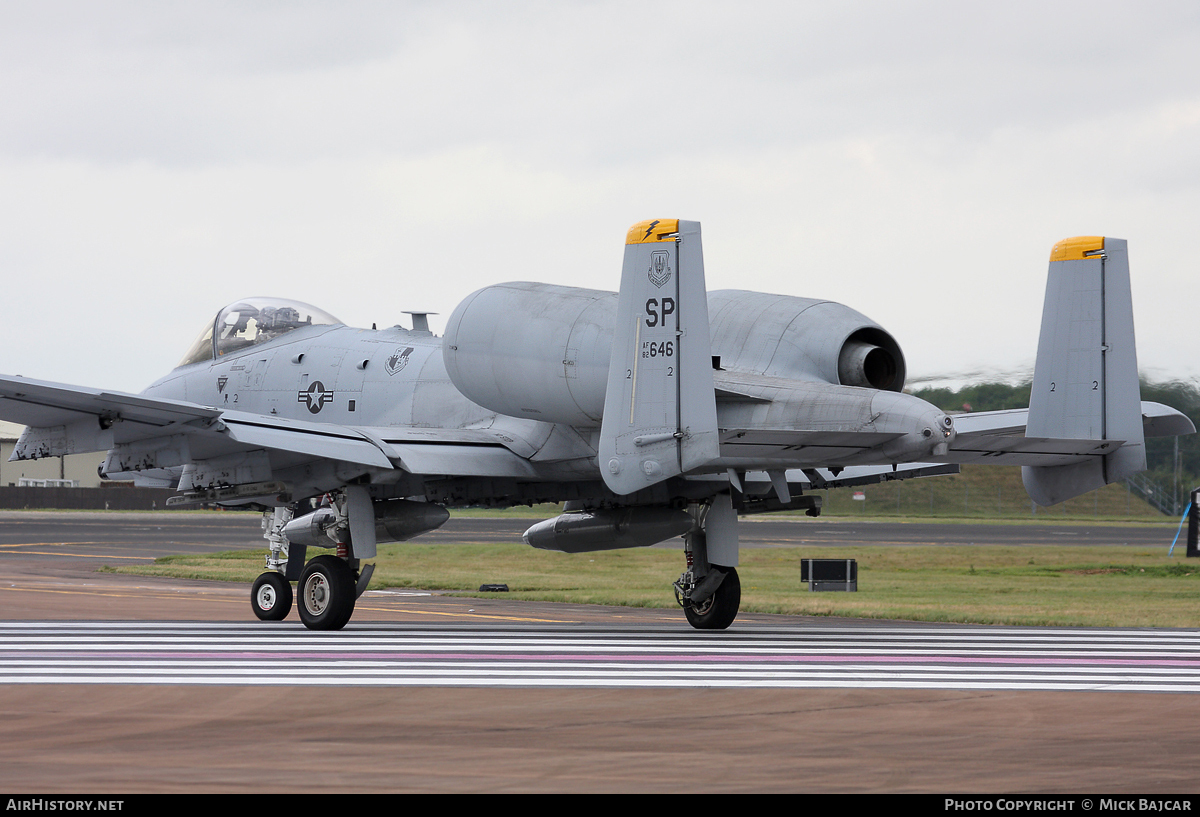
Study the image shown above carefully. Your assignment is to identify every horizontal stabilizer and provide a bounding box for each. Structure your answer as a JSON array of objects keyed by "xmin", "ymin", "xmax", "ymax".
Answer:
[{"xmin": 945, "ymin": 401, "xmax": 1193, "ymax": 467}]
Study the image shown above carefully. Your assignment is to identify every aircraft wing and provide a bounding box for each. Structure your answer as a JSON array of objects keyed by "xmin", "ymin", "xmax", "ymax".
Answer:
[
  {"xmin": 0, "ymin": 375, "xmax": 220, "ymax": 447},
  {"xmin": 200, "ymin": 415, "xmax": 539, "ymax": 476},
  {"xmin": 942, "ymin": 401, "xmax": 1194, "ymax": 467},
  {"xmin": 0, "ymin": 375, "xmax": 538, "ymax": 483},
  {"xmin": 350, "ymin": 425, "xmax": 543, "ymax": 478}
]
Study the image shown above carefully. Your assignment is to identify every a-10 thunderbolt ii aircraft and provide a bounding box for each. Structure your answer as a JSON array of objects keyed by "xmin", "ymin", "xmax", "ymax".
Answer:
[{"xmin": 0, "ymin": 220, "xmax": 1191, "ymax": 631}]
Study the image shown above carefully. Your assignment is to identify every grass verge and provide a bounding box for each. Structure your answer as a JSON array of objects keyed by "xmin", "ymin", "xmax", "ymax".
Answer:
[{"xmin": 108, "ymin": 542, "xmax": 1200, "ymax": 628}]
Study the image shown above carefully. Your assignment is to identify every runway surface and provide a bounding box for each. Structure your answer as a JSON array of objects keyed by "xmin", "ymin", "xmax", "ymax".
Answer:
[
  {"xmin": 4, "ymin": 621, "xmax": 1200, "ymax": 693},
  {"xmin": 0, "ymin": 510, "xmax": 1197, "ymax": 792}
]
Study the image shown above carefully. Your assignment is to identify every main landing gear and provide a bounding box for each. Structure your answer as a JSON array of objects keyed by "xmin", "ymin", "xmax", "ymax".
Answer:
[
  {"xmin": 679, "ymin": 565, "xmax": 741, "ymax": 630},
  {"xmin": 674, "ymin": 494, "xmax": 742, "ymax": 631},
  {"xmin": 250, "ymin": 503, "xmax": 365, "ymax": 631},
  {"xmin": 295, "ymin": 554, "xmax": 357, "ymax": 630},
  {"xmin": 251, "ymin": 556, "xmax": 361, "ymax": 631}
]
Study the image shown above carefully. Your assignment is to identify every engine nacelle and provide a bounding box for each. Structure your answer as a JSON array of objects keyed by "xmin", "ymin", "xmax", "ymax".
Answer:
[
  {"xmin": 442, "ymin": 283, "xmax": 907, "ymax": 429},
  {"xmin": 708, "ymin": 290, "xmax": 906, "ymax": 391},
  {"xmin": 444, "ymin": 282, "xmax": 617, "ymax": 426}
]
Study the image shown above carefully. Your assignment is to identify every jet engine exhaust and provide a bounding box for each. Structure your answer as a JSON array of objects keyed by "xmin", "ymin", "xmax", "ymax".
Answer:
[{"xmin": 838, "ymin": 335, "xmax": 903, "ymax": 390}]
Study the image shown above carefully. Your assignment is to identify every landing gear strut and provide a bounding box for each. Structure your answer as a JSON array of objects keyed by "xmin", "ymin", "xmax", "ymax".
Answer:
[
  {"xmin": 251, "ymin": 500, "xmax": 364, "ymax": 630},
  {"xmin": 680, "ymin": 566, "xmax": 741, "ymax": 630},
  {"xmin": 251, "ymin": 507, "xmax": 297, "ymax": 621}
]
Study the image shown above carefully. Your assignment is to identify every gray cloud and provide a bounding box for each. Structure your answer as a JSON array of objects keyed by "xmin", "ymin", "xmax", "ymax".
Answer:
[{"xmin": 0, "ymin": 1, "xmax": 1197, "ymax": 391}]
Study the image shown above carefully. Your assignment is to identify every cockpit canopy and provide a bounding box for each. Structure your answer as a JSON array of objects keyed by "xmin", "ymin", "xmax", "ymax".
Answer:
[{"xmin": 177, "ymin": 297, "xmax": 343, "ymax": 367}]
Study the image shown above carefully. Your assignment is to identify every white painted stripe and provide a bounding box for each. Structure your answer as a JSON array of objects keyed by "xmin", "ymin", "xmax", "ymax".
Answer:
[
  {"xmin": 0, "ymin": 643, "xmax": 1193, "ymax": 660},
  {"xmin": 3, "ymin": 622, "xmax": 1199, "ymax": 692}
]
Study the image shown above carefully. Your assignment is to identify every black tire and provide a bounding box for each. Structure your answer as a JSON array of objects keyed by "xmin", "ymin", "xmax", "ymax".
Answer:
[
  {"xmin": 296, "ymin": 555, "xmax": 356, "ymax": 631},
  {"xmin": 684, "ymin": 566, "xmax": 740, "ymax": 630},
  {"xmin": 251, "ymin": 572, "xmax": 293, "ymax": 621}
]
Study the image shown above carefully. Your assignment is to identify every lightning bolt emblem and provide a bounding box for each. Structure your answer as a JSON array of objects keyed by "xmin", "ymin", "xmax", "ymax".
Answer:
[{"xmin": 642, "ymin": 220, "xmax": 661, "ymax": 241}]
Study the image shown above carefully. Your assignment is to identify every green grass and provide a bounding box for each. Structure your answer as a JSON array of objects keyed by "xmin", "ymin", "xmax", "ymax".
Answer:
[
  {"xmin": 443, "ymin": 465, "xmax": 1172, "ymax": 524},
  {"xmin": 5, "ymin": 463, "xmax": 1171, "ymax": 524},
  {"xmin": 449, "ymin": 504, "xmax": 565, "ymax": 519},
  {"xmin": 110, "ymin": 542, "xmax": 1200, "ymax": 628},
  {"xmin": 96, "ymin": 464, "xmax": 1190, "ymax": 627},
  {"xmin": 813, "ymin": 464, "xmax": 1168, "ymax": 520}
]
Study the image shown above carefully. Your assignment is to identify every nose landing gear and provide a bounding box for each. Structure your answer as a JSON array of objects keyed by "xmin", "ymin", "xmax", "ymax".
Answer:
[{"xmin": 251, "ymin": 571, "xmax": 293, "ymax": 621}]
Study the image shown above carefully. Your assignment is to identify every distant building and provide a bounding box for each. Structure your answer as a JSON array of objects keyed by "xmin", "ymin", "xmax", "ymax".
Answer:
[{"xmin": 0, "ymin": 421, "xmax": 108, "ymax": 488}]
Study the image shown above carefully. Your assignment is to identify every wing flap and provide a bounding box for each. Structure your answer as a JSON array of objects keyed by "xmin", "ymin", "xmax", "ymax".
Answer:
[
  {"xmin": 385, "ymin": 442, "xmax": 541, "ymax": 478},
  {"xmin": 799, "ymin": 462, "xmax": 961, "ymax": 488},
  {"xmin": 218, "ymin": 413, "xmax": 395, "ymax": 470}
]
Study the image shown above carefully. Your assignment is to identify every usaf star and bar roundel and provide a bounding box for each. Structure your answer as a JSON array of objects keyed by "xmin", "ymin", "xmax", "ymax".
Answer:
[{"xmin": 297, "ymin": 380, "xmax": 334, "ymax": 414}]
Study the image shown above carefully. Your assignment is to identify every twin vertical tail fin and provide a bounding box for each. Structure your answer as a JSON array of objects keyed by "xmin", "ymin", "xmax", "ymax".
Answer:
[
  {"xmin": 1022, "ymin": 237, "xmax": 1146, "ymax": 505},
  {"xmin": 598, "ymin": 226, "xmax": 1147, "ymax": 503},
  {"xmin": 599, "ymin": 219, "xmax": 720, "ymax": 496}
]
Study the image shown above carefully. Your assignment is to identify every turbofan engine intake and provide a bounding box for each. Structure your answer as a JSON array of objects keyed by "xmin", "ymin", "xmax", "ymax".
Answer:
[
  {"xmin": 443, "ymin": 282, "xmax": 617, "ymax": 427},
  {"xmin": 442, "ymin": 284, "xmax": 908, "ymax": 431}
]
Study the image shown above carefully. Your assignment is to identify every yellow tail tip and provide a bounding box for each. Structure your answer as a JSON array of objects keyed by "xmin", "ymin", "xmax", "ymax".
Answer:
[
  {"xmin": 1050, "ymin": 236, "xmax": 1105, "ymax": 262},
  {"xmin": 626, "ymin": 219, "xmax": 680, "ymax": 245}
]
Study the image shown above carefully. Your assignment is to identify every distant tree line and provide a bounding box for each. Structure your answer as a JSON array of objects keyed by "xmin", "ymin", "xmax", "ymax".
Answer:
[{"xmin": 911, "ymin": 378, "xmax": 1200, "ymax": 513}]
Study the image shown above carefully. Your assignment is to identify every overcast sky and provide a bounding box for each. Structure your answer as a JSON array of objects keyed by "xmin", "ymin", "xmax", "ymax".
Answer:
[{"xmin": 2, "ymin": 1, "xmax": 1198, "ymax": 394}]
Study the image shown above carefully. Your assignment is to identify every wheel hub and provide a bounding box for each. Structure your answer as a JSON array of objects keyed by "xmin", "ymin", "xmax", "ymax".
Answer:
[
  {"xmin": 256, "ymin": 584, "xmax": 277, "ymax": 611},
  {"xmin": 303, "ymin": 574, "xmax": 330, "ymax": 615}
]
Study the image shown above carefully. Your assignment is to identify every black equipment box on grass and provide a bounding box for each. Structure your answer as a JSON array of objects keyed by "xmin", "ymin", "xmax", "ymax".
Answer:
[{"xmin": 800, "ymin": 559, "xmax": 857, "ymax": 592}]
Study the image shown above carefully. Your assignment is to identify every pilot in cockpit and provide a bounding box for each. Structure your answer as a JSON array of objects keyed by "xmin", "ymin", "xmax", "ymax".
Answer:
[
  {"xmin": 178, "ymin": 297, "xmax": 340, "ymax": 367},
  {"xmin": 218, "ymin": 304, "xmax": 261, "ymax": 353}
]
